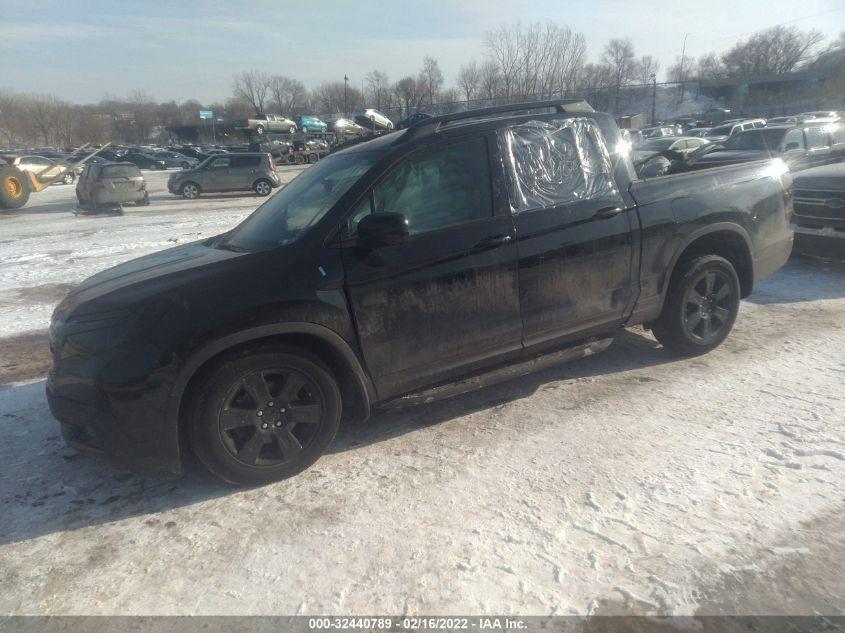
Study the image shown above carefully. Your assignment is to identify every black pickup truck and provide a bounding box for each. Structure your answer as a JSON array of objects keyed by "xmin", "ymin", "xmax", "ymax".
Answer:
[{"xmin": 47, "ymin": 100, "xmax": 794, "ymax": 484}]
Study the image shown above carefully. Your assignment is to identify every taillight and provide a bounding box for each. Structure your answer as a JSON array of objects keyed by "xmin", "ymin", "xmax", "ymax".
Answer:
[{"xmin": 268, "ymin": 154, "xmax": 275, "ymax": 172}]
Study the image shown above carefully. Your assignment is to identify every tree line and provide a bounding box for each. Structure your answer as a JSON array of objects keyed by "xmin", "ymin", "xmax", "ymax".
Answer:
[{"xmin": 1, "ymin": 23, "xmax": 842, "ymax": 148}]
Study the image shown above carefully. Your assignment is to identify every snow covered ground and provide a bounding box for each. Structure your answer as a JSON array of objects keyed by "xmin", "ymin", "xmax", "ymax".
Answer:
[{"xmin": 0, "ymin": 170, "xmax": 843, "ymax": 616}]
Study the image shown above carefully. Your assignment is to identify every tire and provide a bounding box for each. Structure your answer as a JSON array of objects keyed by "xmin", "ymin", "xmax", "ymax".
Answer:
[
  {"xmin": 307, "ymin": 153, "xmax": 318, "ymax": 164},
  {"xmin": 253, "ymin": 179, "xmax": 272, "ymax": 196},
  {"xmin": 181, "ymin": 162, "xmax": 189, "ymax": 169},
  {"xmin": 255, "ymin": 125, "xmax": 265, "ymax": 135},
  {"xmin": 0, "ymin": 166, "xmax": 30, "ymax": 210},
  {"xmin": 288, "ymin": 125, "xmax": 296, "ymax": 134},
  {"xmin": 181, "ymin": 182, "xmax": 201, "ymax": 199},
  {"xmin": 387, "ymin": 122, "xmax": 394, "ymax": 130},
  {"xmin": 651, "ymin": 255, "xmax": 741, "ymax": 357},
  {"xmin": 62, "ymin": 172, "xmax": 75, "ymax": 185},
  {"xmin": 189, "ymin": 346, "xmax": 342, "ymax": 485},
  {"xmin": 295, "ymin": 154, "xmax": 305, "ymax": 165}
]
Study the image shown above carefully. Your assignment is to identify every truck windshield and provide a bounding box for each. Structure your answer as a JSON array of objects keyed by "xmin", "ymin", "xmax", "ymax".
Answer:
[{"xmin": 221, "ymin": 151, "xmax": 377, "ymax": 251}]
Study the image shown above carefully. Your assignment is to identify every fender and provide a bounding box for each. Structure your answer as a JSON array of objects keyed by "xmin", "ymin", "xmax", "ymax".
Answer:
[
  {"xmin": 165, "ymin": 322, "xmax": 378, "ymax": 428},
  {"xmin": 662, "ymin": 221, "xmax": 754, "ymax": 298}
]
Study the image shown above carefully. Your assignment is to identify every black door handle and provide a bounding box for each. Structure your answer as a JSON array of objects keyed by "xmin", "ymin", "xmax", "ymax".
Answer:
[
  {"xmin": 474, "ymin": 234, "xmax": 513, "ymax": 250},
  {"xmin": 594, "ymin": 206, "xmax": 624, "ymax": 219}
]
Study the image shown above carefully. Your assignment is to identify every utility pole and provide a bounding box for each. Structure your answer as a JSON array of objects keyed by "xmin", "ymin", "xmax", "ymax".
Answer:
[
  {"xmin": 344, "ymin": 74, "xmax": 349, "ymax": 117},
  {"xmin": 678, "ymin": 33, "xmax": 689, "ymax": 105},
  {"xmin": 651, "ymin": 73, "xmax": 657, "ymax": 125}
]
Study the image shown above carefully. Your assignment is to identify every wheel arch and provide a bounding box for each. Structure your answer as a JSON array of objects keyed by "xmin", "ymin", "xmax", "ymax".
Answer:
[
  {"xmin": 168, "ymin": 323, "xmax": 377, "ymax": 457},
  {"xmin": 665, "ymin": 223, "xmax": 754, "ymax": 301}
]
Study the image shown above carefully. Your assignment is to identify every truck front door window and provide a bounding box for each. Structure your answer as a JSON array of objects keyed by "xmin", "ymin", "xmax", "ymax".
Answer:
[{"xmin": 372, "ymin": 137, "xmax": 493, "ymax": 235}]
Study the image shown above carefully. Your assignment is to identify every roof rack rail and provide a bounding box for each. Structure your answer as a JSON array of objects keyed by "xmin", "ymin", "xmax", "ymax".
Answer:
[{"xmin": 402, "ymin": 98, "xmax": 594, "ymax": 141}]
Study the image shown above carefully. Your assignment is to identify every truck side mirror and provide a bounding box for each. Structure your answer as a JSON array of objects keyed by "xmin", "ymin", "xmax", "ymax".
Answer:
[{"xmin": 357, "ymin": 212, "xmax": 410, "ymax": 249}]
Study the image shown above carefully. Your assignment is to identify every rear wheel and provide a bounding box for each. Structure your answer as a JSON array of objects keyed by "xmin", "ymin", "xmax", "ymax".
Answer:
[
  {"xmin": 288, "ymin": 125, "xmax": 296, "ymax": 134},
  {"xmin": 62, "ymin": 172, "xmax": 75, "ymax": 185},
  {"xmin": 255, "ymin": 125, "xmax": 265, "ymax": 135},
  {"xmin": 651, "ymin": 255, "xmax": 741, "ymax": 356},
  {"xmin": 189, "ymin": 346, "xmax": 342, "ymax": 485},
  {"xmin": 181, "ymin": 182, "xmax": 200, "ymax": 199},
  {"xmin": 307, "ymin": 153, "xmax": 318, "ymax": 163},
  {"xmin": 253, "ymin": 179, "xmax": 272, "ymax": 196},
  {"xmin": 0, "ymin": 167, "xmax": 30, "ymax": 209}
]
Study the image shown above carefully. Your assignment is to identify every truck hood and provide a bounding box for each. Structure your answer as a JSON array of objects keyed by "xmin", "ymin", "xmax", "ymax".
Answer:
[{"xmin": 792, "ymin": 162, "xmax": 845, "ymax": 190}]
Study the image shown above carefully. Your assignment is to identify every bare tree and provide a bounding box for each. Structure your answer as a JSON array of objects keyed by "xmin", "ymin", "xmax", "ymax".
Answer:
[
  {"xmin": 695, "ymin": 52, "xmax": 725, "ymax": 79},
  {"xmin": 268, "ymin": 75, "xmax": 307, "ymax": 117},
  {"xmin": 311, "ymin": 81, "xmax": 363, "ymax": 115},
  {"xmin": 393, "ymin": 76, "xmax": 424, "ymax": 117},
  {"xmin": 417, "ymin": 57, "xmax": 444, "ymax": 105},
  {"xmin": 721, "ymin": 26, "xmax": 825, "ymax": 76},
  {"xmin": 233, "ymin": 70, "xmax": 270, "ymax": 114},
  {"xmin": 456, "ymin": 60, "xmax": 480, "ymax": 102},
  {"xmin": 365, "ymin": 70, "xmax": 391, "ymax": 110},
  {"xmin": 478, "ymin": 59, "xmax": 501, "ymax": 101},
  {"xmin": 603, "ymin": 38, "xmax": 636, "ymax": 113},
  {"xmin": 483, "ymin": 21, "xmax": 586, "ymax": 101}
]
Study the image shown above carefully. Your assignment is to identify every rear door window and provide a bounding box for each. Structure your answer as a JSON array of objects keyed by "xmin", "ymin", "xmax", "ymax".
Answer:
[
  {"xmin": 497, "ymin": 117, "xmax": 622, "ymax": 213},
  {"xmin": 230, "ymin": 155, "xmax": 261, "ymax": 168},
  {"xmin": 209, "ymin": 157, "xmax": 231, "ymax": 168}
]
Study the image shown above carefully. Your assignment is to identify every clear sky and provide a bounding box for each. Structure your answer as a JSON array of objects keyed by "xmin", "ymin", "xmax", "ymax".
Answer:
[{"xmin": 2, "ymin": 0, "xmax": 843, "ymax": 104}]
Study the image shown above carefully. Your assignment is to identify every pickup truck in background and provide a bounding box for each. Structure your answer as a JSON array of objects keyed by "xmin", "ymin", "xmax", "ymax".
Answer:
[
  {"xmin": 791, "ymin": 162, "xmax": 845, "ymax": 259},
  {"xmin": 47, "ymin": 100, "xmax": 794, "ymax": 484}
]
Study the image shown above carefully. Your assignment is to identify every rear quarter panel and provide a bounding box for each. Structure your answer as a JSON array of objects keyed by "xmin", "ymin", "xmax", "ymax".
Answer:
[{"xmin": 629, "ymin": 160, "xmax": 792, "ymax": 320}]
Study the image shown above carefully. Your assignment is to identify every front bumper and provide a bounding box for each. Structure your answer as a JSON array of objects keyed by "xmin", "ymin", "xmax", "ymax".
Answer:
[
  {"xmin": 47, "ymin": 333, "xmax": 183, "ymax": 476},
  {"xmin": 792, "ymin": 224, "xmax": 845, "ymax": 259}
]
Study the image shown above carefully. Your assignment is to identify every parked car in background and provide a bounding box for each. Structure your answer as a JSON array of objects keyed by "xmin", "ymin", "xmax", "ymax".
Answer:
[
  {"xmin": 48, "ymin": 99, "xmax": 793, "ymax": 484},
  {"xmin": 799, "ymin": 111, "xmax": 841, "ymax": 122},
  {"xmin": 632, "ymin": 136, "xmax": 710, "ymax": 164},
  {"xmin": 704, "ymin": 119, "xmax": 763, "ymax": 143},
  {"xmin": 154, "ymin": 151, "xmax": 199, "ymax": 169},
  {"xmin": 685, "ymin": 128, "xmax": 711, "ymax": 138},
  {"xmin": 123, "ymin": 150, "xmax": 166, "ymax": 170},
  {"xmin": 331, "ymin": 118, "xmax": 365, "ymax": 137},
  {"xmin": 297, "ymin": 116, "xmax": 328, "ymax": 133},
  {"xmin": 76, "ymin": 162, "xmax": 149, "ymax": 210},
  {"xmin": 397, "ymin": 112, "xmax": 433, "ymax": 129},
  {"xmin": 767, "ymin": 116, "xmax": 798, "ymax": 125},
  {"xmin": 167, "ymin": 152, "xmax": 279, "ymax": 199},
  {"xmin": 354, "ymin": 109, "xmax": 394, "ymax": 131},
  {"xmin": 10, "ymin": 155, "xmax": 76, "ymax": 185},
  {"xmin": 640, "ymin": 126, "xmax": 677, "ymax": 139},
  {"xmin": 675, "ymin": 123, "xmax": 845, "ymax": 173},
  {"xmin": 790, "ymin": 162, "xmax": 845, "ymax": 259},
  {"xmin": 236, "ymin": 114, "xmax": 298, "ymax": 135}
]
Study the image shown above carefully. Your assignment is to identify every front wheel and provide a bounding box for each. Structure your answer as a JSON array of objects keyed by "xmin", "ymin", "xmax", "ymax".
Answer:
[
  {"xmin": 288, "ymin": 125, "xmax": 296, "ymax": 134},
  {"xmin": 255, "ymin": 125, "xmax": 265, "ymax": 135},
  {"xmin": 62, "ymin": 172, "xmax": 75, "ymax": 185},
  {"xmin": 181, "ymin": 161, "xmax": 190, "ymax": 169},
  {"xmin": 180, "ymin": 182, "xmax": 201, "ymax": 199},
  {"xmin": 189, "ymin": 347, "xmax": 342, "ymax": 485},
  {"xmin": 651, "ymin": 255, "xmax": 741, "ymax": 356}
]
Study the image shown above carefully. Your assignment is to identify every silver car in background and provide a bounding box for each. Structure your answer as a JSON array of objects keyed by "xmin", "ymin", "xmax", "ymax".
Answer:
[{"xmin": 354, "ymin": 108, "xmax": 394, "ymax": 131}]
